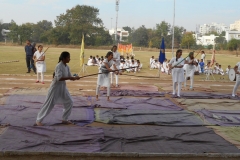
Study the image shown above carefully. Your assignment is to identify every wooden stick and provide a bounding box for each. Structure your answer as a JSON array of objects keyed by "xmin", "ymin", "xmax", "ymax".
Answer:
[
  {"xmin": 79, "ymin": 67, "xmax": 137, "ymax": 78},
  {"xmin": 36, "ymin": 47, "xmax": 49, "ymax": 61},
  {"xmin": 0, "ymin": 60, "xmax": 19, "ymax": 64}
]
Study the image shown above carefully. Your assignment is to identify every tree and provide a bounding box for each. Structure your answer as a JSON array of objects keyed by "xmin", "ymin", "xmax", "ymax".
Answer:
[
  {"xmin": 130, "ymin": 25, "xmax": 149, "ymax": 47},
  {"xmin": 8, "ymin": 20, "xmax": 19, "ymax": 43},
  {"xmin": 228, "ymin": 39, "xmax": 240, "ymax": 51},
  {"xmin": 122, "ymin": 26, "xmax": 132, "ymax": 34},
  {"xmin": 205, "ymin": 31, "xmax": 219, "ymax": 36},
  {"xmin": 54, "ymin": 5, "xmax": 103, "ymax": 45},
  {"xmin": 215, "ymin": 36, "xmax": 227, "ymax": 50},
  {"xmin": 32, "ymin": 20, "xmax": 53, "ymax": 42},
  {"xmin": 181, "ymin": 32, "xmax": 196, "ymax": 49},
  {"xmin": 0, "ymin": 20, "xmax": 3, "ymax": 41}
]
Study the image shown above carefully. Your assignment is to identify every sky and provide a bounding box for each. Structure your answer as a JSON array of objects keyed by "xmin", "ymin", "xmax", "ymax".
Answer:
[{"xmin": 1, "ymin": 0, "xmax": 240, "ymax": 31}]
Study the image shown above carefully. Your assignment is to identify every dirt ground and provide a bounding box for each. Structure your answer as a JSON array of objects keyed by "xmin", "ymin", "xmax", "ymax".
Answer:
[{"xmin": 0, "ymin": 73, "xmax": 240, "ymax": 159}]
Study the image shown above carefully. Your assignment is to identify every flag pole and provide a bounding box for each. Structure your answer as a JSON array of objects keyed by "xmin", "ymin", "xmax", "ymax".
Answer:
[{"xmin": 171, "ymin": 0, "xmax": 175, "ymax": 58}]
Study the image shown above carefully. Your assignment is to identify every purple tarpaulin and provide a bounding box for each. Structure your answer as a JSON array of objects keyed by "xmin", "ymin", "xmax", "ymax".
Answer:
[
  {"xmin": 0, "ymin": 105, "xmax": 94, "ymax": 127},
  {"xmin": 95, "ymin": 108, "xmax": 203, "ymax": 126},
  {"xmin": 3, "ymin": 95, "xmax": 182, "ymax": 110},
  {"xmin": 195, "ymin": 109, "xmax": 240, "ymax": 126},
  {"xmin": 100, "ymin": 89, "xmax": 165, "ymax": 97},
  {"xmin": 1, "ymin": 126, "xmax": 239, "ymax": 153},
  {"xmin": 101, "ymin": 126, "xmax": 240, "ymax": 153},
  {"xmin": 0, "ymin": 126, "xmax": 103, "ymax": 152},
  {"xmin": 180, "ymin": 92, "xmax": 240, "ymax": 100}
]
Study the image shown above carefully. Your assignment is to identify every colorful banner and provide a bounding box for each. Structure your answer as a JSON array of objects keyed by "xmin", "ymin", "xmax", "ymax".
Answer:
[{"xmin": 118, "ymin": 43, "xmax": 133, "ymax": 55}]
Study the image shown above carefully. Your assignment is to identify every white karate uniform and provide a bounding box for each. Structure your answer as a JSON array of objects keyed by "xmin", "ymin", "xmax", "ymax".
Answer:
[
  {"xmin": 34, "ymin": 51, "xmax": 46, "ymax": 82},
  {"xmin": 201, "ymin": 53, "xmax": 206, "ymax": 63},
  {"xmin": 184, "ymin": 57, "xmax": 196, "ymax": 88},
  {"xmin": 110, "ymin": 51, "xmax": 120, "ymax": 86},
  {"xmin": 226, "ymin": 68, "xmax": 230, "ymax": 75},
  {"xmin": 151, "ymin": 61, "xmax": 158, "ymax": 69},
  {"xmin": 36, "ymin": 62, "xmax": 73, "ymax": 123},
  {"xmin": 219, "ymin": 68, "xmax": 224, "ymax": 75},
  {"xmin": 169, "ymin": 57, "xmax": 185, "ymax": 97},
  {"xmin": 163, "ymin": 62, "xmax": 169, "ymax": 73},
  {"xmin": 87, "ymin": 59, "xmax": 93, "ymax": 66},
  {"xmin": 96, "ymin": 58, "xmax": 115, "ymax": 96},
  {"xmin": 150, "ymin": 58, "xmax": 154, "ymax": 66},
  {"xmin": 232, "ymin": 62, "xmax": 240, "ymax": 97}
]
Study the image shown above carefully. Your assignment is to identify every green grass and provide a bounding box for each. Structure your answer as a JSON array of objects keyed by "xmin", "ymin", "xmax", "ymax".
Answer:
[{"xmin": 0, "ymin": 46, "xmax": 239, "ymax": 78}]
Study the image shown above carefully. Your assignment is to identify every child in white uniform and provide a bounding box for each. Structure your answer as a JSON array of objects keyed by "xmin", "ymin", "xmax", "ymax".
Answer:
[
  {"xmin": 33, "ymin": 45, "xmax": 46, "ymax": 84},
  {"xmin": 110, "ymin": 45, "xmax": 121, "ymax": 87},
  {"xmin": 96, "ymin": 51, "xmax": 118, "ymax": 101},
  {"xmin": 169, "ymin": 49, "xmax": 185, "ymax": 97},
  {"xmin": 184, "ymin": 52, "xmax": 197, "ymax": 89},
  {"xmin": 232, "ymin": 62, "xmax": 240, "ymax": 97}
]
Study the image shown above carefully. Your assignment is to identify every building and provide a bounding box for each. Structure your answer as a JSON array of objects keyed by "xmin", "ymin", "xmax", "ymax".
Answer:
[
  {"xmin": 199, "ymin": 23, "xmax": 229, "ymax": 35},
  {"xmin": 225, "ymin": 31, "xmax": 240, "ymax": 42},
  {"xmin": 230, "ymin": 20, "xmax": 240, "ymax": 31},
  {"xmin": 109, "ymin": 28, "xmax": 129, "ymax": 41},
  {"xmin": 193, "ymin": 33, "xmax": 219, "ymax": 46}
]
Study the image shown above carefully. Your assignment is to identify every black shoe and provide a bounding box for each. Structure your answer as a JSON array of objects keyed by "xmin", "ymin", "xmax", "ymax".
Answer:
[{"xmin": 26, "ymin": 71, "xmax": 30, "ymax": 73}]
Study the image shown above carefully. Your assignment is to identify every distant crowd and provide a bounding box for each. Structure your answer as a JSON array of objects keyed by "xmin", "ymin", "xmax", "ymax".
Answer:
[
  {"xmin": 87, "ymin": 55, "xmax": 143, "ymax": 73},
  {"xmin": 149, "ymin": 51, "xmax": 231, "ymax": 76}
]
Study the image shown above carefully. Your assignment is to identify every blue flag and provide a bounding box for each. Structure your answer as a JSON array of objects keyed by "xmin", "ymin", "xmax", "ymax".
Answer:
[{"xmin": 158, "ymin": 37, "xmax": 165, "ymax": 64}]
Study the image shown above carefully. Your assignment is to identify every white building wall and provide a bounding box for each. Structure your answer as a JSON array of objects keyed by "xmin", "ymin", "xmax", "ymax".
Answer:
[
  {"xmin": 199, "ymin": 23, "xmax": 229, "ymax": 35},
  {"xmin": 109, "ymin": 28, "xmax": 129, "ymax": 41},
  {"xmin": 225, "ymin": 31, "xmax": 240, "ymax": 42},
  {"xmin": 194, "ymin": 34, "xmax": 219, "ymax": 46},
  {"xmin": 230, "ymin": 20, "xmax": 240, "ymax": 31}
]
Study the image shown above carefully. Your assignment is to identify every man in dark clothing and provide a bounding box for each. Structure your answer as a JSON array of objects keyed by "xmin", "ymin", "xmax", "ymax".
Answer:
[{"xmin": 25, "ymin": 40, "xmax": 36, "ymax": 73}]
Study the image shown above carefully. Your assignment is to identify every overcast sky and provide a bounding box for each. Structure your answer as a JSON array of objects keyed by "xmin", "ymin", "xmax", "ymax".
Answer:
[{"xmin": 1, "ymin": 0, "xmax": 240, "ymax": 31}]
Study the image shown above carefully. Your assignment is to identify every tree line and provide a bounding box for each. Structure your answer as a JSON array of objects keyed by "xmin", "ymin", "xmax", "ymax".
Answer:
[{"xmin": 0, "ymin": 4, "xmax": 240, "ymax": 51}]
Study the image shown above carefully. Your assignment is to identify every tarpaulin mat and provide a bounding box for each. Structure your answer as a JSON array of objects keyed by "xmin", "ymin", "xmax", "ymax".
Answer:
[
  {"xmin": 1, "ymin": 126, "xmax": 239, "ymax": 153},
  {"xmin": 1, "ymin": 95, "xmax": 93, "ymax": 107},
  {"xmin": 95, "ymin": 97, "xmax": 183, "ymax": 110},
  {"xmin": 0, "ymin": 126, "xmax": 103, "ymax": 152},
  {"xmin": 177, "ymin": 99, "xmax": 240, "ymax": 111},
  {"xmin": 94, "ymin": 108, "xmax": 203, "ymax": 126},
  {"xmin": 101, "ymin": 126, "xmax": 240, "ymax": 153},
  {"xmin": 2, "ymin": 95, "xmax": 182, "ymax": 110},
  {"xmin": 100, "ymin": 89, "xmax": 165, "ymax": 97},
  {"xmin": 180, "ymin": 92, "xmax": 240, "ymax": 100},
  {"xmin": 195, "ymin": 109, "xmax": 240, "ymax": 126},
  {"xmin": 115, "ymin": 84, "xmax": 159, "ymax": 91},
  {"xmin": 0, "ymin": 105, "xmax": 94, "ymax": 127},
  {"xmin": 210, "ymin": 126, "xmax": 240, "ymax": 149}
]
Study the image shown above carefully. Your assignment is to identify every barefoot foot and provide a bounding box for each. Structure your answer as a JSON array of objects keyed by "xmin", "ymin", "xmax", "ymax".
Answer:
[
  {"xmin": 62, "ymin": 120, "xmax": 73, "ymax": 125},
  {"xmin": 36, "ymin": 122, "xmax": 43, "ymax": 126}
]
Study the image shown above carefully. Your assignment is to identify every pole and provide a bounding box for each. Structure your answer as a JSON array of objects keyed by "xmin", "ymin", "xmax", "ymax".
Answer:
[
  {"xmin": 111, "ymin": 18, "xmax": 112, "ymax": 29},
  {"xmin": 171, "ymin": 0, "xmax": 175, "ymax": 58},
  {"xmin": 115, "ymin": 0, "xmax": 119, "ymax": 42}
]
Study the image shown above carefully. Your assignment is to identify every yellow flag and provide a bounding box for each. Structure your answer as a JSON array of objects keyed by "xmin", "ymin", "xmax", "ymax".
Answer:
[{"xmin": 80, "ymin": 35, "xmax": 84, "ymax": 67}]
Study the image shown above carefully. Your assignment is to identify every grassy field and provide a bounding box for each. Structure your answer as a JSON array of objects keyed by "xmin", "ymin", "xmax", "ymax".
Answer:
[{"xmin": 0, "ymin": 46, "xmax": 239, "ymax": 78}]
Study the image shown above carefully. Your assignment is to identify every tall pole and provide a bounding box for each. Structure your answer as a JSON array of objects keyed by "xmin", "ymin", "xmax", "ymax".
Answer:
[
  {"xmin": 115, "ymin": 0, "xmax": 119, "ymax": 42},
  {"xmin": 111, "ymin": 18, "xmax": 113, "ymax": 29},
  {"xmin": 171, "ymin": 0, "xmax": 175, "ymax": 58}
]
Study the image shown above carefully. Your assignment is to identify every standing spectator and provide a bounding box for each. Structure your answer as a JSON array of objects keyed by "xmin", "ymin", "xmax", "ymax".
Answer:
[
  {"xmin": 201, "ymin": 51, "xmax": 206, "ymax": 63},
  {"xmin": 25, "ymin": 40, "xmax": 36, "ymax": 73}
]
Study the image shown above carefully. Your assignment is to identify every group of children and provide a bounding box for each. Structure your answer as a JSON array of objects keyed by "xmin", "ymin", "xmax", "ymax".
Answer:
[
  {"xmin": 167, "ymin": 50, "xmax": 240, "ymax": 98},
  {"xmin": 34, "ymin": 47, "xmax": 240, "ymax": 126}
]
